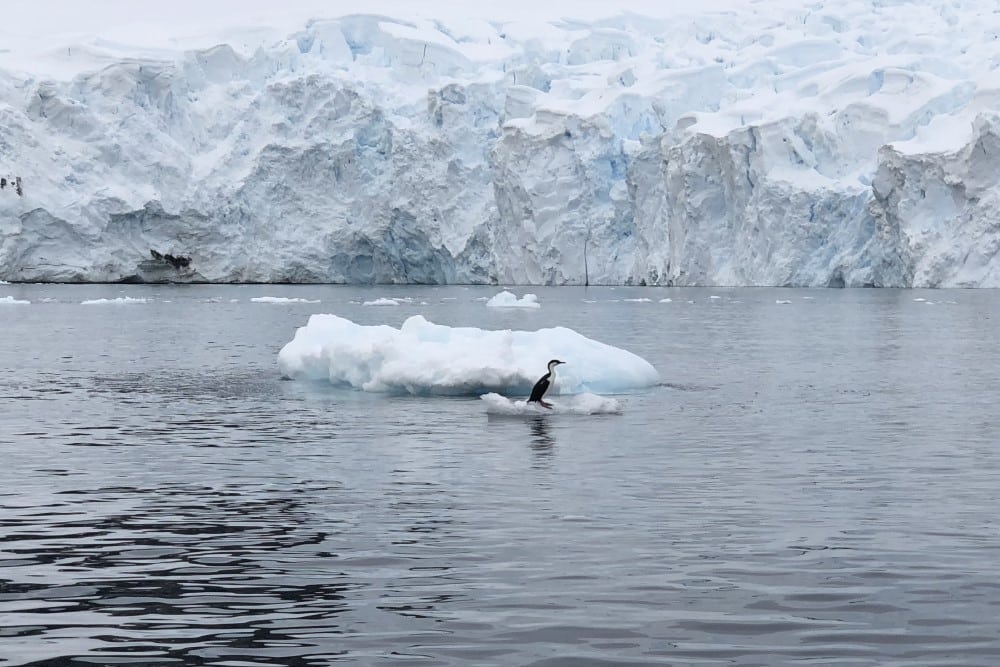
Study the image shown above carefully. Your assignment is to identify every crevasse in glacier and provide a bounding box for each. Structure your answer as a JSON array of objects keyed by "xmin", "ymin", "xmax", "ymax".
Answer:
[{"xmin": 1, "ymin": 1, "xmax": 999, "ymax": 286}]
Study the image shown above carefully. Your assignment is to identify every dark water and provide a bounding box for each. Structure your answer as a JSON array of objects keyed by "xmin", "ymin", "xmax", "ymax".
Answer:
[{"xmin": 2, "ymin": 284, "xmax": 1000, "ymax": 666}]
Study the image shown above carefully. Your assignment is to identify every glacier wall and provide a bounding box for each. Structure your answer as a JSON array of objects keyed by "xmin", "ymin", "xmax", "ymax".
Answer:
[{"xmin": 2, "ymin": 2, "xmax": 1000, "ymax": 286}]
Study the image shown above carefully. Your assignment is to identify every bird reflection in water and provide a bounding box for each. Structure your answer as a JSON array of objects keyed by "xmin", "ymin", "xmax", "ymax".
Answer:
[{"xmin": 528, "ymin": 416, "xmax": 555, "ymax": 460}]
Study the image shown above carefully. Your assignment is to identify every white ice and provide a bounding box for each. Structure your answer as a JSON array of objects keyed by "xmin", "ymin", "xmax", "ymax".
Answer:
[
  {"xmin": 481, "ymin": 392, "xmax": 622, "ymax": 415},
  {"xmin": 363, "ymin": 298, "xmax": 403, "ymax": 306},
  {"xmin": 278, "ymin": 314, "xmax": 659, "ymax": 395},
  {"xmin": 0, "ymin": 296, "xmax": 29, "ymax": 304},
  {"xmin": 80, "ymin": 297, "xmax": 149, "ymax": 305},
  {"xmin": 251, "ymin": 296, "xmax": 321, "ymax": 304},
  {"xmin": 486, "ymin": 291, "xmax": 541, "ymax": 309}
]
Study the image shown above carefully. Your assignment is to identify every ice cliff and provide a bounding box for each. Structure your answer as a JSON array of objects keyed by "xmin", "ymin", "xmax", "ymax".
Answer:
[{"xmin": 2, "ymin": 1, "xmax": 1000, "ymax": 286}]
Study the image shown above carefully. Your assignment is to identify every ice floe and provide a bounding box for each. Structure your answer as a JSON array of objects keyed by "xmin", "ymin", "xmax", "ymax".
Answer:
[
  {"xmin": 251, "ymin": 296, "xmax": 321, "ymax": 304},
  {"xmin": 481, "ymin": 392, "xmax": 622, "ymax": 415},
  {"xmin": 80, "ymin": 297, "xmax": 150, "ymax": 305},
  {"xmin": 486, "ymin": 291, "xmax": 541, "ymax": 309},
  {"xmin": 278, "ymin": 314, "xmax": 659, "ymax": 396}
]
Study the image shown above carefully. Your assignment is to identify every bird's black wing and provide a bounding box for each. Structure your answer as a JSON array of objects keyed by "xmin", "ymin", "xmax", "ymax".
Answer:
[{"xmin": 528, "ymin": 374, "xmax": 550, "ymax": 402}]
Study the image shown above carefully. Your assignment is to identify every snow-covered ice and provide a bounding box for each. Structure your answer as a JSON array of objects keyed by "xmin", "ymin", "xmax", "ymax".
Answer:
[
  {"xmin": 486, "ymin": 291, "xmax": 541, "ymax": 309},
  {"xmin": 481, "ymin": 392, "xmax": 622, "ymax": 415},
  {"xmin": 3, "ymin": 1, "xmax": 1000, "ymax": 286},
  {"xmin": 278, "ymin": 314, "xmax": 660, "ymax": 395},
  {"xmin": 0, "ymin": 296, "xmax": 29, "ymax": 304},
  {"xmin": 251, "ymin": 296, "xmax": 321, "ymax": 304}
]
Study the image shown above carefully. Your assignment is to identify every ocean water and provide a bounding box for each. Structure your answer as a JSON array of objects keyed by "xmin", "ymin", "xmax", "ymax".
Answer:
[{"xmin": 1, "ymin": 284, "xmax": 1000, "ymax": 666}]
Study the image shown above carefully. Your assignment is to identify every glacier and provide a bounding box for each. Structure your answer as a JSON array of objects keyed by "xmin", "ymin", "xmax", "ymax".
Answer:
[{"xmin": 2, "ymin": 1, "xmax": 1000, "ymax": 286}]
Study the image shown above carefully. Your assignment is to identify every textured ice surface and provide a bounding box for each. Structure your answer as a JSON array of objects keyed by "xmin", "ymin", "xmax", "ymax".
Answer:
[
  {"xmin": 2, "ymin": 1, "xmax": 1000, "ymax": 286},
  {"xmin": 277, "ymin": 314, "xmax": 660, "ymax": 395}
]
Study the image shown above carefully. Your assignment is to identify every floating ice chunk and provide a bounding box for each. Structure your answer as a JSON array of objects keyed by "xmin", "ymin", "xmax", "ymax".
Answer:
[
  {"xmin": 81, "ymin": 297, "xmax": 149, "ymax": 305},
  {"xmin": 913, "ymin": 297, "xmax": 927, "ymax": 302},
  {"xmin": 251, "ymin": 296, "xmax": 321, "ymax": 304},
  {"xmin": 0, "ymin": 296, "xmax": 29, "ymax": 304},
  {"xmin": 624, "ymin": 298, "xmax": 652, "ymax": 303},
  {"xmin": 776, "ymin": 299, "xmax": 792, "ymax": 304},
  {"xmin": 486, "ymin": 291, "xmax": 540, "ymax": 309},
  {"xmin": 710, "ymin": 295, "xmax": 722, "ymax": 300},
  {"xmin": 659, "ymin": 298, "xmax": 673, "ymax": 303},
  {"xmin": 363, "ymin": 297, "xmax": 402, "ymax": 306},
  {"xmin": 481, "ymin": 392, "xmax": 622, "ymax": 415},
  {"xmin": 278, "ymin": 314, "xmax": 659, "ymax": 396}
]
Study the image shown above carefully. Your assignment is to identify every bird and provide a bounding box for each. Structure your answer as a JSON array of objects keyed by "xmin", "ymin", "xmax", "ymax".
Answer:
[{"xmin": 528, "ymin": 359, "xmax": 565, "ymax": 409}]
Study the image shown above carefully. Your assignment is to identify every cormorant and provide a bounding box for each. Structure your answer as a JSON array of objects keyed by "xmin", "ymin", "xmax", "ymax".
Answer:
[{"xmin": 528, "ymin": 359, "xmax": 565, "ymax": 409}]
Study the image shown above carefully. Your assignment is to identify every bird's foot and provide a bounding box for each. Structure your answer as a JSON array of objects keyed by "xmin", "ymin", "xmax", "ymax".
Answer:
[{"xmin": 539, "ymin": 400, "xmax": 553, "ymax": 409}]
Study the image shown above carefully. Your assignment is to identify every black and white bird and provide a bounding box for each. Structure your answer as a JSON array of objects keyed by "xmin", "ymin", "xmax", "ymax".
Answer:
[{"xmin": 528, "ymin": 359, "xmax": 565, "ymax": 409}]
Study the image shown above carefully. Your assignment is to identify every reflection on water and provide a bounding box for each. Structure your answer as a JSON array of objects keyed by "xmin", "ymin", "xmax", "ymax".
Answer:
[
  {"xmin": 3, "ymin": 285, "xmax": 1000, "ymax": 666},
  {"xmin": 527, "ymin": 416, "xmax": 555, "ymax": 459}
]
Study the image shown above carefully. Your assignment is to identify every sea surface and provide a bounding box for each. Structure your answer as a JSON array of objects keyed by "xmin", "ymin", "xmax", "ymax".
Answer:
[{"xmin": 1, "ymin": 284, "xmax": 999, "ymax": 666}]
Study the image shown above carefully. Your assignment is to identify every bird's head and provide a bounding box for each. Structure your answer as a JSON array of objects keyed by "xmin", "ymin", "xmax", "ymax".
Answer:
[{"xmin": 547, "ymin": 359, "xmax": 565, "ymax": 372}]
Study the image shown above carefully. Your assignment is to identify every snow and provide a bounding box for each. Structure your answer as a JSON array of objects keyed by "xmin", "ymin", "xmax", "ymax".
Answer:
[
  {"xmin": 481, "ymin": 392, "xmax": 622, "ymax": 415},
  {"xmin": 486, "ymin": 291, "xmax": 540, "ymax": 309},
  {"xmin": 3, "ymin": 1, "xmax": 1000, "ymax": 286},
  {"xmin": 80, "ymin": 297, "xmax": 150, "ymax": 305},
  {"xmin": 0, "ymin": 296, "xmax": 29, "ymax": 304},
  {"xmin": 251, "ymin": 296, "xmax": 321, "ymax": 303},
  {"xmin": 277, "ymin": 314, "xmax": 660, "ymax": 395}
]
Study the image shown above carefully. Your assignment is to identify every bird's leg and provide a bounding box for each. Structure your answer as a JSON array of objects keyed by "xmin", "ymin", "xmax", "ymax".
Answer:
[{"xmin": 539, "ymin": 400, "xmax": 553, "ymax": 409}]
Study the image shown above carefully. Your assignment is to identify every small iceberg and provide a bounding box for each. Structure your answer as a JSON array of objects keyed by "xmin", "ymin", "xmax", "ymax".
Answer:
[
  {"xmin": 486, "ymin": 291, "xmax": 540, "ymax": 309},
  {"xmin": 363, "ymin": 297, "xmax": 403, "ymax": 306},
  {"xmin": 481, "ymin": 392, "xmax": 622, "ymax": 415},
  {"xmin": 278, "ymin": 314, "xmax": 659, "ymax": 396},
  {"xmin": 0, "ymin": 296, "xmax": 29, "ymax": 304}
]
